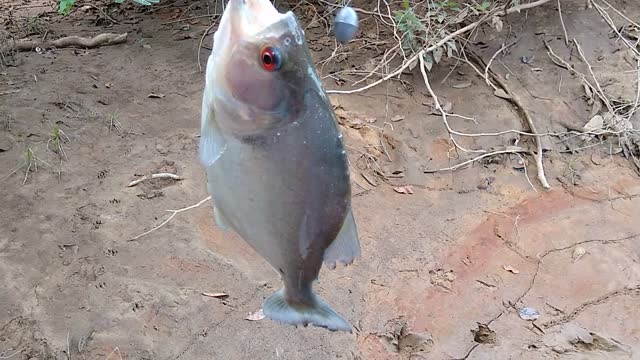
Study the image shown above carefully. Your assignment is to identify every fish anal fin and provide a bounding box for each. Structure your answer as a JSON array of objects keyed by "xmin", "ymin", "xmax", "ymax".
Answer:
[{"xmin": 323, "ymin": 209, "xmax": 360, "ymax": 269}]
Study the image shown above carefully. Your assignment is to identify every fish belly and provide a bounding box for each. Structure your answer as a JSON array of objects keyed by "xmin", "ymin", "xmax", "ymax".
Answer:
[{"xmin": 205, "ymin": 126, "xmax": 350, "ymax": 280}]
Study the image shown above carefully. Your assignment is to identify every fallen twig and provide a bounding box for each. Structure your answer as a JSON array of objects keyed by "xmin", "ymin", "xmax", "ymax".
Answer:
[
  {"xmin": 0, "ymin": 348, "xmax": 23, "ymax": 359},
  {"xmin": 327, "ymin": 0, "xmax": 552, "ymax": 95},
  {"xmin": 590, "ymin": 0, "xmax": 640, "ymax": 59},
  {"xmin": 468, "ymin": 51, "xmax": 551, "ymax": 189},
  {"xmin": 556, "ymin": 0, "xmax": 569, "ymax": 47},
  {"xmin": 484, "ymin": 42, "xmax": 517, "ymax": 90},
  {"xmin": 594, "ymin": 0, "xmax": 640, "ymax": 28},
  {"xmin": 163, "ymin": 14, "xmax": 217, "ymax": 25},
  {"xmin": 127, "ymin": 173, "xmax": 183, "ymax": 187},
  {"xmin": 573, "ymin": 39, "xmax": 616, "ymax": 114},
  {"xmin": 423, "ymin": 147, "xmax": 529, "ymax": 173},
  {"xmin": 84, "ymin": 4, "xmax": 119, "ymax": 24},
  {"xmin": 476, "ymin": 232, "xmax": 640, "ymax": 347},
  {"xmin": 419, "ymin": 54, "xmax": 485, "ymax": 155},
  {"xmin": 542, "ymin": 285, "xmax": 640, "ymax": 329},
  {"xmin": 453, "ymin": 343, "xmax": 479, "ymax": 360},
  {"xmin": 544, "ymin": 40, "xmax": 615, "ymax": 115},
  {"xmin": 0, "ymin": 90, "xmax": 21, "ymax": 96},
  {"xmin": 1, "ymin": 33, "xmax": 128, "ymax": 52},
  {"xmin": 516, "ymin": 153, "xmax": 538, "ymax": 193},
  {"xmin": 128, "ymin": 196, "xmax": 211, "ymax": 241},
  {"xmin": 104, "ymin": 346, "xmax": 123, "ymax": 360}
]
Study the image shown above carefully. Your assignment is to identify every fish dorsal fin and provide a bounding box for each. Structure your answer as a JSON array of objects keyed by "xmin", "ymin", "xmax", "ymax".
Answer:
[
  {"xmin": 199, "ymin": 106, "xmax": 228, "ymax": 167},
  {"xmin": 323, "ymin": 208, "xmax": 361, "ymax": 269}
]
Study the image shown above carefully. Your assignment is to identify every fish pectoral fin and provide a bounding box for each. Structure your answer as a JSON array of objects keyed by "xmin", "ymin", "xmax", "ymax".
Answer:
[
  {"xmin": 263, "ymin": 288, "xmax": 352, "ymax": 333},
  {"xmin": 213, "ymin": 205, "xmax": 232, "ymax": 231},
  {"xmin": 198, "ymin": 111, "xmax": 228, "ymax": 167},
  {"xmin": 323, "ymin": 208, "xmax": 361, "ymax": 269}
]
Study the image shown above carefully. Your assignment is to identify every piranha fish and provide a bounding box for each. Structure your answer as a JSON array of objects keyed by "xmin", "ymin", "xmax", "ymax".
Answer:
[{"xmin": 198, "ymin": 0, "xmax": 361, "ymax": 332}]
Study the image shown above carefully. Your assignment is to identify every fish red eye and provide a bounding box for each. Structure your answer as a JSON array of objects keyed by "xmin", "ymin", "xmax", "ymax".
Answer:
[{"xmin": 260, "ymin": 46, "xmax": 282, "ymax": 72}]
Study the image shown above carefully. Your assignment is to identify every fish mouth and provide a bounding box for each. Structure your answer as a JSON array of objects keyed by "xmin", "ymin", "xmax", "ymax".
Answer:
[
  {"xmin": 210, "ymin": 0, "xmax": 303, "ymax": 75},
  {"xmin": 225, "ymin": 0, "xmax": 296, "ymax": 39}
]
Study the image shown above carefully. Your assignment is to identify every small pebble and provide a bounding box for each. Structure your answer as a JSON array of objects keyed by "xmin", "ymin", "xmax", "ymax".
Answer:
[
  {"xmin": 156, "ymin": 143, "xmax": 168, "ymax": 155},
  {"xmin": 518, "ymin": 307, "xmax": 540, "ymax": 321}
]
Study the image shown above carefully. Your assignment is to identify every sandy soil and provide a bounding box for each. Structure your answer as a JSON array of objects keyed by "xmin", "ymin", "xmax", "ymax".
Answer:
[{"xmin": 1, "ymin": 0, "xmax": 639, "ymax": 359}]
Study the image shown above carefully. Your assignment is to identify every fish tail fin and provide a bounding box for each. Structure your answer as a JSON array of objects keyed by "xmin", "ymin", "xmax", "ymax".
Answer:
[{"xmin": 263, "ymin": 288, "xmax": 352, "ymax": 333}]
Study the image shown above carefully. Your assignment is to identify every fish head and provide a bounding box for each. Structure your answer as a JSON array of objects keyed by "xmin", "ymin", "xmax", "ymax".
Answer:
[{"xmin": 207, "ymin": 0, "xmax": 313, "ymax": 136}]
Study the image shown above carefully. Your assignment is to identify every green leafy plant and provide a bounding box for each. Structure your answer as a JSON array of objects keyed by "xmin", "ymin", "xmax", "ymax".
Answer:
[
  {"xmin": 394, "ymin": 0, "xmax": 464, "ymax": 72},
  {"xmin": 51, "ymin": 125, "xmax": 60, "ymax": 153},
  {"xmin": 47, "ymin": 123, "xmax": 69, "ymax": 160},
  {"xmin": 23, "ymin": 146, "xmax": 37, "ymax": 184},
  {"xmin": 393, "ymin": 1, "xmax": 426, "ymax": 53},
  {"xmin": 438, "ymin": 1, "xmax": 462, "ymax": 11},
  {"xmin": 58, "ymin": 0, "xmax": 75, "ymax": 15},
  {"xmin": 58, "ymin": 0, "xmax": 159, "ymax": 16}
]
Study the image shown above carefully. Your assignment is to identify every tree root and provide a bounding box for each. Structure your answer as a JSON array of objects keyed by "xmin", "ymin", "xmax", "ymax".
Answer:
[{"xmin": 1, "ymin": 33, "xmax": 128, "ymax": 53}]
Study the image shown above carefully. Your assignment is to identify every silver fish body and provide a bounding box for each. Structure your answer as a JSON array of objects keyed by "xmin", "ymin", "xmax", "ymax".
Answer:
[{"xmin": 199, "ymin": 0, "xmax": 360, "ymax": 332}]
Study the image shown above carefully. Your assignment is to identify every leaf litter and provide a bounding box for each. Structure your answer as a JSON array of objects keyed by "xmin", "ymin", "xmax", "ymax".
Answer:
[
  {"xmin": 393, "ymin": 185, "xmax": 414, "ymax": 194},
  {"xmin": 201, "ymin": 292, "xmax": 229, "ymax": 299},
  {"xmin": 571, "ymin": 246, "xmax": 587, "ymax": 262},
  {"xmin": 245, "ymin": 309, "xmax": 266, "ymax": 321}
]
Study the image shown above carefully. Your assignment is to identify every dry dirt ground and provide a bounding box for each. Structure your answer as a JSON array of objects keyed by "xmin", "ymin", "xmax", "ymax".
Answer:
[{"xmin": 1, "ymin": 0, "xmax": 639, "ymax": 359}]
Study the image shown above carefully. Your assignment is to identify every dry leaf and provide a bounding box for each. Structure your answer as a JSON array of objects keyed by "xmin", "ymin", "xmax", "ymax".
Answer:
[
  {"xmin": 583, "ymin": 115, "xmax": 604, "ymax": 132},
  {"xmin": 148, "ymin": 93, "xmax": 166, "ymax": 99},
  {"xmin": 349, "ymin": 119, "xmax": 364, "ymax": 129},
  {"xmin": 491, "ymin": 16, "xmax": 503, "ymax": 32},
  {"xmin": 442, "ymin": 100, "xmax": 453, "ymax": 113},
  {"xmin": 583, "ymin": 84, "xmax": 593, "ymax": 99},
  {"xmin": 245, "ymin": 309, "xmax": 266, "ymax": 321},
  {"xmin": 452, "ymin": 82, "xmax": 472, "ymax": 89},
  {"xmin": 494, "ymin": 89, "xmax": 512, "ymax": 99},
  {"xmin": 393, "ymin": 186, "xmax": 414, "ymax": 194},
  {"xmin": 502, "ymin": 265, "xmax": 520, "ymax": 274},
  {"xmin": 202, "ymin": 292, "xmax": 229, "ymax": 299},
  {"xmin": 433, "ymin": 47, "xmax": 443, "ymax": 64},
  {"xmin": 390, "ymin": 115, "xmax": 405, "ymax": 122},
  {"xmin": 571, "ymin": 246, "xmax": 586, "ymax": 262}
]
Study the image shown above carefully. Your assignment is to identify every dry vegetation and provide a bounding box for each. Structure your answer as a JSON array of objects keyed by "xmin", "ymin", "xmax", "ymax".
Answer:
[{"xmin": 1, "ymin": 0, "xmax": 640, "ymax": 359}]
